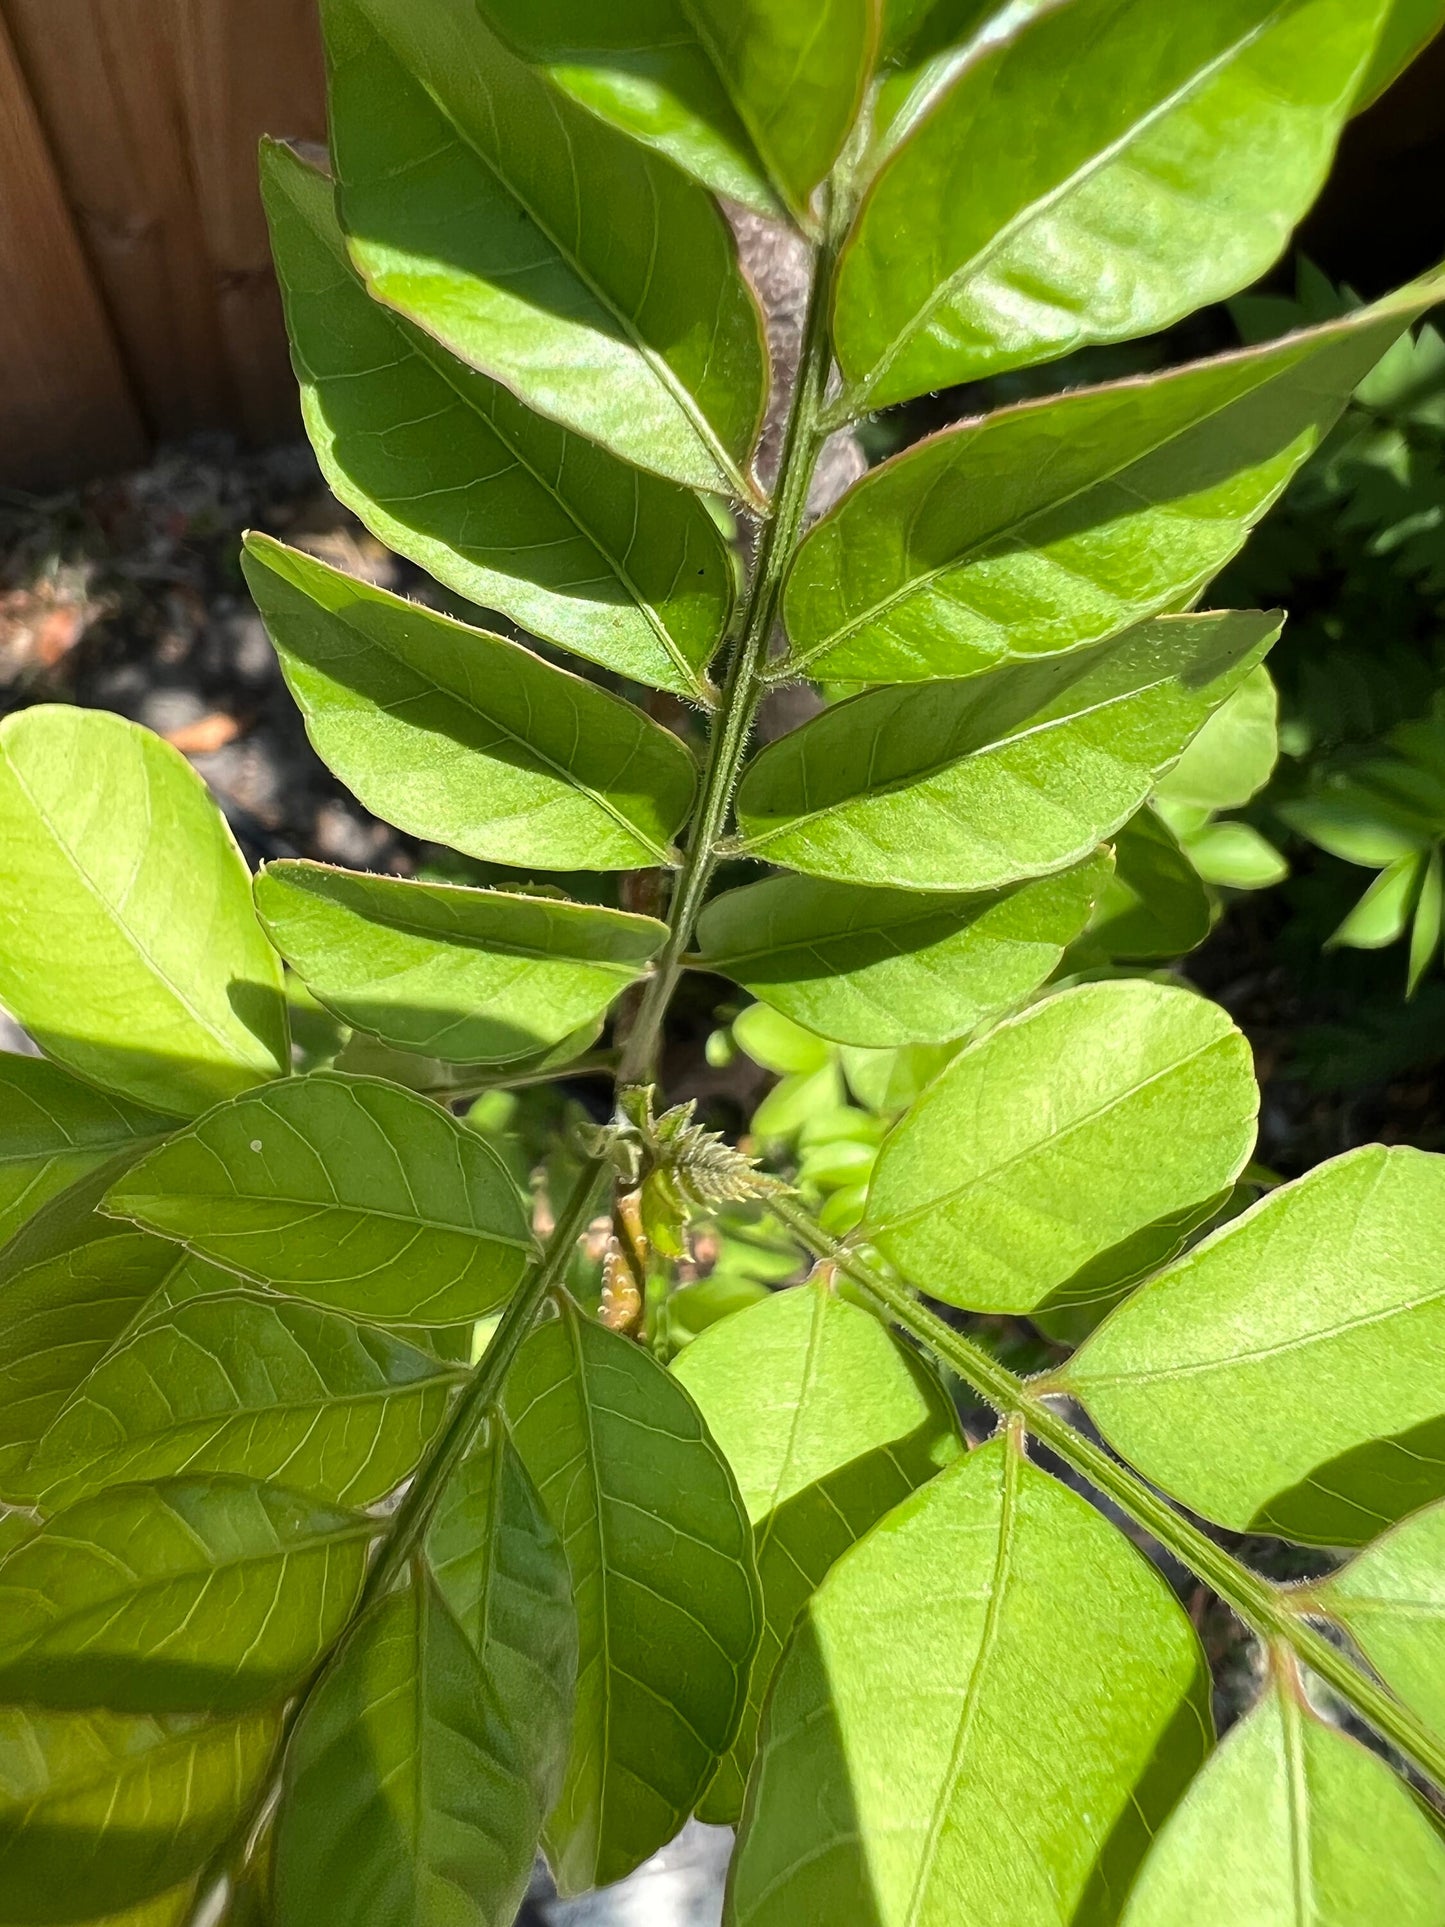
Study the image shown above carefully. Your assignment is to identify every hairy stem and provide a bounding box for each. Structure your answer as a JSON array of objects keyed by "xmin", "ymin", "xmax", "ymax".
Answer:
[
  {"xmin": 770, "ymin": 1194, "xmax": 1445, "ymax": 1792},
  {"xmin": 616, "ymin": 209, "xmax": 841, "ymax": 1086}
]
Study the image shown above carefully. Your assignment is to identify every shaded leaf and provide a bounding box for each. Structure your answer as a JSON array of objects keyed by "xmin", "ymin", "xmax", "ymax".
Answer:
[
  {"xmin": 274, "ymin": 1573, "xmax": 541, "ymax": 1927},
  {"xmin": 22, "ymin": 1289, "xmax": 462, "ymax": 1513},
  {"xmin": 1067, "ymin": 1144, "xmax": 1445, "ymax": 1543},
  {"xmin": 0, "ymin": 707, "xmax": 287, "ymax": 1115},
  {"xmin": 865, "ymin": 982, "xmax": 1257, "ymax": 1314},
  {"xmin": 1312, "ymin": 1499, "xmax": 1445, "ymax": 1740},
  {"xmin": 325, "ymin": 0, "xmax": 767, "ymax": 496},
  {"xmin": 256, "ymin": 862, "xmax": 664, "ymax": 1066},
  {"xmin": 242, "ymin": 536, "xmax": 697, "ymax": 872},
  {"xmin": 0, "ymin": 1704, "xmax": 276, "ymax": 1924},
  {"xmin": 736, "ymin": 611, "xmax": 1280, "ymax": 892},
  {"xmin": 696, "ymin": 854, "xmax": 1108, "ymax": 1047},
  {"xmin": 108, "ymin": 1072, "xmax": 535, "ymax": 1327},
  {"xmin": 503, "ymin": 1291, "xmax": 759, "ymax": 1892},
  {"xmin": 426, "ymin": 1418, "xmax": 577, "ymax": 1811},
  {"xmin": 1090, "ymin": 811, "xmax": 1214, "ymax": 962},
  {"xmin": 0, "ymin": 1056, "xmax": 174, "ymax": 1257},
  {"xmin": 790, "ymin": 281, "xmax": 1439, "ymax": 682},
  {"xmin": 1120, "ymin": 1676, "xmax": 1445, "ymax": 1924},
  {"xmin": 729, "ymin": 1435, "xmax": 1212, "ymax": 1926},
  {"xmin": 833, "ymin": 0, "xmax": 1390, "ymax": 410},
  {"xmin": 0, "ymin": 1477, "xmax": 373, "ymax": 1714},
  {"xmin": 672, "ymin": 1279, "xmax": 962, "ymax": 1822},
  {"xmin": 1155, "ymin": 667, "xmax": 1280, "ymax": 814},
  {"xmin": 261, "ymin": 142, "xmax": 731, "ymax": 700}
]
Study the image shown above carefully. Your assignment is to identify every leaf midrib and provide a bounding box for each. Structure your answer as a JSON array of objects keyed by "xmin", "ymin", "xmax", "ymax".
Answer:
[{"xmin": 850, "ymin": 6, "xmax": 1288, "ymax": 408}]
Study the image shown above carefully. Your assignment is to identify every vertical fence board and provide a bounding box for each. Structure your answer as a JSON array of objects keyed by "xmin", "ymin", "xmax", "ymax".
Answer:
[
  {"xmin": 0, "ymin": 11, "xmax": 145, "ymax": 489},
  {"xmin": 2, "ymin": 0, "xmax": 231, "ymax": 439}
]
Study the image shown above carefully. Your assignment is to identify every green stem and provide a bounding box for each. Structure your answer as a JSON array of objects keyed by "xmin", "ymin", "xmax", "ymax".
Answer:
[
  {"xmin": 418, "ymin": 1053, "xmax": 617, "ymax": 1103},
  {"xmin": 615, "ymin": 202, "xmax": 843, "ymax": 1087},
  {"xmin": 771, "ymin": 1193, "xmax": 1445, "ymax": 1792}
]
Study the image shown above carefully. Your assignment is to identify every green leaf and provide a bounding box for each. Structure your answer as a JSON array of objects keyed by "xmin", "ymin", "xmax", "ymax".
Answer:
[
  {"xmin": 325, "ymin": 0, "xmax": 766, "ymax": 498},
  {"xmin": 1331, "ymin": 854, "xmax": 1424, "ymax": 951},
  {"xmin": 1066, "ymin": 1144, "xmax": 1445, "ymax": 1544},
  {"xmin": 736, "ymin": 610, "xmax": 1281, "ymax": 892},
  {"xmin": 273, "ymin": 1571, "xmax": 542, "ymax": 1927},
  {"xmin": 0, "ymin": 1056, "xmax": 174, "ymax": 1255},
  {"xmin": 256, "ymin": 862, "xmax": 664, "ymax": 1067},
  {"xmin": 0, "ymin": 1163, "xmax": 207, "ymax": 1498},
  {"xmin": 22, "ymin": 1288, "xmax": 461, "ymax": 1511},
  {"xmin": 696, "ymin": 854, "xmax": 1109, "ymax": 1047},
  {"xmin": 788, "ymin": 282, "xmax": 1439, "ymax": 683},
  {"xmin": 0, "ymin": 707, "xmax": 287, "ymax": 1115},
  {"xmin": 503, "ymin": 1291, "xmax": 759, "ymax": 1892},
  {"xmin": 1156, "ymin": 667, "xmax": 1280, "ymax": 813},
  {"xmin": 425, "ymin": 1418, "xmax": 577, "ymax": 1813},
  {"xmin": 475, "ymin": 0, "xmax": 777, "ymax": 212},
  {"xmin": 833, "ymin": 0, "xmax": 1390, "ymax": 410},
  {"xmin": 672, "ymin": 1279, "xmax": 962, "ymax": 1823},
  {"xmin": 107, "ymin": 1072, "xmax": 535, "ymax": 1328},
  {"xmin": 1090, "ymin": 811, "xmax": 1214, "ymax": 962},
  {"xmin": 1176, "ymin": 819, "xmax": 1288, "ymax": 891},
  {"xmin": 242, "ymin": 535, "xmax": 697, "ymax": 872},
  {"xmin": 1311, "ymin": 1501, "xmax": 1445, "ymax": 1741},
  {"xmin": 729, "ymin": 1434, "xmax": 1211, "ymax": 1926},
  {"xmin": 0, "ymin": 1704, "xmax": 276, "ymax": 1924},
  {"xmin": 1030, "ymin": 1191, "xmax": 1235, "ymax": 1349},
  {"xmin": 1408, "ymin": 846, "xmax": 1443, "ymax": 992},
  {"xmin": 0, "ymin": 1477, "xmax": 373, "ymax": 1714},
  {"xmin": 1278, "ymin": 791, "xmax": 1433, "ymax": 867},
  {"xmin": 1355, "ymin": 0, "xmax": 1445, "ymax": 107},
  {"xmin": 865, "ymin": 982, "xmax": 1257, "ymax": 1315},
  {"xmin": 1119, "ymin": 1676, "xmax": 1445, "ymax": 1925},
  {"xmin": 260, "ymin": 143, "xmax": 731, "ymax": 700}
]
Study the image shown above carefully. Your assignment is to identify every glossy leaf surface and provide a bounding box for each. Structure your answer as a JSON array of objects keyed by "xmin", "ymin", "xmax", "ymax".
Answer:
[
  {"xmin": 326, "ymin": 0, "xmax": 767, "ymax": 496},
  {"xmin": 257, "ymin": 862, "xmax": 665, "ymax": 1066},
  {"xmin": 788, "ymin": 283, "xmax": 1437, "ymax": 682},
  {"xmin": 0, "ymin": 707, "xmax": 287, "ymax": 1115},
  {"xmin": 865, "ymin": 983, "xmax": 1257, "ymax": 1313},
  {"xmin": 1313, "ymin": 1500, "xmax": 1445, "ymax": 1739},
  {"xmin": 834, "ymin": 0, "xmax": 1389, "ymax": 409},
  {"xmin": 0, "ymin": 1477, "xmax": 373, "ymax": 1713},
  {"xmin": 108, "ymin": 1073, "xmax": 535, "ymax": 1326},
  {"xmin": 1068, "ymin": 1144, "xmax": 1445, "ymax": 1543},
  {"xmin": 0, "ymin": 1055, "xmax": 173, "ymax": 1256},
  {"xmin": 736, "ymin": 611, "xmax": 1280, "ymax": 891},
  {"xmin": 22, "ymin": 1288, "xmax": 460, "ymax": 1510},
  {"xmin": 504, "ymin": 1293, "xmax": 758, "ymax": 1892},
  {"xmin": 0, "ymin": 1704, "xmax": 276, "ymax": 1923},
  {"xmin": 672, "ymin": 1280, "xmax": 961, "ymax": 1822},
  {"xmin": 261, "ymin": 142, "xmax": 731, "ymax": 699},
  {"xmin": 242, "ymin": 536, "xmax": 697, "ymax": 872},
  {"xmin": 729, "ymin": 1436, "xmax": 1211, "ymax": 1926},
  {"xmin": 1356, "ymin": 0, "xmax": 1445, "ymax": 105},
  {"xmin": 696, "ymin": 854, "xmax": 1108, "ymax": 1047},
  {"xmin": 274, "ymin": 1572, "xmax": 541, "ymax": 1927},
  {"xmin": 1120, "ymin": 1679, "xmax": 1445, "ymax": 1925}
]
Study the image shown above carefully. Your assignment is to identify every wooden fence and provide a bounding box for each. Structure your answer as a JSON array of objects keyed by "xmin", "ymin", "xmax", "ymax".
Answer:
[{"xmin": 0, "ymin": 0, "xmax": 326, "ymax": 490}]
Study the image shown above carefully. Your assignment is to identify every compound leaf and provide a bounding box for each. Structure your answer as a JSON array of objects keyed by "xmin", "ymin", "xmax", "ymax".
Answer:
[
  {"xmin": 1120, "ymin": 1677, "xmax": 1445, "ymax": 1925},
  {"xmin": 0, "ymin": 1478, "xmax": 374, "ymax": 1714},
  {"xmin": 274, "ymin": 1572, "xmax": 542, "ymax": 1927},
  {"xmin": 0, "ymin": 1704, "xmax": 276, "ymax": 1924},
  {"xmin": 256, "ymin": 862, "xmax": 665, "ymax": 1067},
  {"xmin": 865, "ymin": 982, "xmax": 1258, "ymax": 1313},
  {"xmin": 736, "ymin": 611, "xmax": 1280, "ymax": 892},
  {"xmin": 834, "ymin": 0, "xmax": 1390, "ymax": 410},
  {"xmin": 729, "ymin": 1435, "xmax": 1212, "ymax": 1926},
  {"xmin": 0, "ymin": 707, "xmax": 287, "ymax": 1116},
  {"xmin": 261, "ymin": 142, "xmax": 731, "ymax": 700},
  {"xmin": 242, "ymin": 536, "xmax": 697, "ymax": 872},
  {"xmin": 695, "ymin": 854, "xmax": 1109, "ymax": 1047},
  {"xmin": 1311, "ymin": 1500, "xmax": 1445, "ymax": 1739},
  {"xmin": 788, "ymin": 281, "xmax": 1440, "ymax": 683},
  {"xmin": 107, "ymin": 1073, "xmax": 535, "ymax": 1327},
  {"xmin": 325, "ymin": 0, "xmax": 767, "ymax": 497},
  {"xmin": 503, "ymin": 1291, "xmax": 759, "ymax": 1892},
  {"xmin": 1066, "ymin": 1144, "xmax": 1445, "ymax": 1544},
  {"xmin": 672, "ymin": 1279, "xmax": 962, "ymax": 1822}
]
